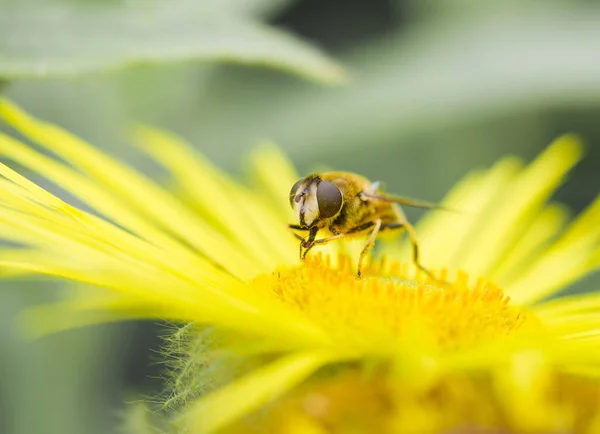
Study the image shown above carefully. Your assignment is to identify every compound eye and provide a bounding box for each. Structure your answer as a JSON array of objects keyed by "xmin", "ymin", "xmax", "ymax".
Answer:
[
  {"xmin": 289, "ymin": 179, "xmax": 304, "ymax": 208},
  {"xmin": 316, "ymin": 181, "xmax": 343, "ymax": 218}
]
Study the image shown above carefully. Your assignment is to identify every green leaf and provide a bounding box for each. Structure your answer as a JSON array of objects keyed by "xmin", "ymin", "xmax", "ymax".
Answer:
[
  {"xmin": 0, "ymin": 0, "xmax": 344, "ymax": 84},
  {"xmin": 155, "ymin": 5, "xmax": 600, "ymax": 161}
]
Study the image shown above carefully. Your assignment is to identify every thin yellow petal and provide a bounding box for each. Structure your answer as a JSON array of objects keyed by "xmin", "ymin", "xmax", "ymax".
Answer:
[
  {"xmin": 0, "ymin": 132, "xmax": 239, "ymax": 270},
  {"xmin": 0, "ymin": 194, "xmax": 241, "ymax": 293},
  {"xmin": 493, "ymin": 350, "xmax": 568, "ymax": 432},
  {"xmin": 246, "ymin": 142, "xmax": 299, "ymax": 221},
  {"xmin": 506, "ymin": 195, "xmax": 600, "ymax": 304},
  {"xmin": 0, "ymin": 99, "xmax": 258, "ymax": 279},
  {"xmin": 20, "ymin": 299, "xmax": 174, "ymax": 338},
  {"xmin": 560, "ymin": 365, "xmax": 600, "ymax": 378},
  {"xmin": 0, "ymin": 247, "xmax": 329, "ymax": 347},
  {"xmin": 555, "ymin": 194, "xmax": 600, "ymax": 248},
  {"xmin": 0, "ymin": 141, "xmax": 279, "ymax": 307},
  {"xmin": 383, "ymin": 157, "xmax": 522, "ymax": 273},
  {"xmin": 452, "ymin": 135, "xmax": 582, "ymax": 277},
  {"xmin": 506, "ymin": 249, "xmax": 595, "ymax": 305},
  {"xmin": 533, "ymin": 292, "xmax": 600, "ymax": 318},
  {"xmin": 132, "ymin": 125, "xmax": 296, "ymax": 268},
  {"xmin": 181, "ymin": 351, "xmax": 341, "ymax": 433},
  {"xmin": 490, "ymin": 203, "xmax": 570, "ymax": 284},
  {"xmin": 232, "ymin": 189, "xmax": 298, "ymax": 264},
  {"xmin": 538, "ymin": 314, "xmax": 600, "ymax": 341},
  {"xmin": 279, "ymin": 414, "xmax": 330, "ymax": 434}
]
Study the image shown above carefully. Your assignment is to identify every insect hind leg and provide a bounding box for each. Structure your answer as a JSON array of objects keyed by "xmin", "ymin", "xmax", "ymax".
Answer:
[
  {"xmin": 403, "ymin": 222, "xmax": 436, "ymax": 280},
  {"xmin": 381, "ymin": 222, "xmax": 436, "ymax": 280}
]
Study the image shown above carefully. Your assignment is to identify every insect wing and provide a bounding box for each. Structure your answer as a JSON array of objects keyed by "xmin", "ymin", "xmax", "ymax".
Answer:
[{"xmin": 361, "ymin": 192, "xmax": 457, "ymax": 212}]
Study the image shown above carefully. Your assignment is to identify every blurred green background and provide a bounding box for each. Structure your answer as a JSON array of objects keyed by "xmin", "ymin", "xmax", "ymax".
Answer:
[{"xmin": 1, "ymin": 0, "xmax": 599, "ymax": 433}]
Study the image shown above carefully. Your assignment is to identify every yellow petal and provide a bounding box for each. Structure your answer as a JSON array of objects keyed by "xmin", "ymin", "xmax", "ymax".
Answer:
[
  {"xmin": 494, "ymin": 350, "xmax": 571, "ymax": 432},
  {"xmin": 246, "ymin": 142, "xmax": 299, "ymax": 221},
  {"xmin": 506, "ymin": 195, "xmax": 600, "ymax": 304},
  {"xmin": 20, "ymin": 298, "xmax": 173, "ymax": 338},
  {"xmin": 180, "ymin": 351, "xmax": 342, "ymax": 433},
  {"xmin": 383, "ymin": 157, "xmax": 522, "ymax": 274},
  {"xmin": 534, "ymin": 292, "xmax": 600, "ymax": 318},
  {"xmin": 453, "ymin": 135, "xmax": 582, "ymax": 277},
  {"xmin": 491, "ymin": 203, "xmax": 570, "ymax": 284},
  {"xmin": 0, "ymin": 131, "xmax": 237, "ymax": 269},
  {"xmin": 132, "ymin": 125, "xmax": 296, "ymax": 268},
  {"xmin": 0, "ymin": 99, "xmax": 258, "ymax": 279}
]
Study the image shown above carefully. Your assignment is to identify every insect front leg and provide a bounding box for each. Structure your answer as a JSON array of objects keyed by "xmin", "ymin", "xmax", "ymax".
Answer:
[
  {"xmin": 302, "ymin": 232, "xmax": 345, "ymax": 260},
  {"xmin": 298, "ymin": 227, "xmax": 319, "ymax": 260},
  {"xmin": 289, "ymin": 224, "xmax": 311, "ymax": 259}
]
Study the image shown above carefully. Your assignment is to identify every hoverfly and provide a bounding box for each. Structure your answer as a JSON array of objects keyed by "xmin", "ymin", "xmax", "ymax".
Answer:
[{"xmin": 288, "ymin": 172, "xmax": 446, "ymax": 278}]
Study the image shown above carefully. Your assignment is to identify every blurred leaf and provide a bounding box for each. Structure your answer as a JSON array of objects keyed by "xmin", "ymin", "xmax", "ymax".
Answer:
[
  {"xmin": 217, "ymin": 0, "xmax": 297, "ymax": 17},
  {"xmin": 403, "ymin": 0, "xmax": 570, "ymax": 21},
  {"xmin": 116, "ymin": 5, "xmax": 600, "ymax": 164},
  {"xmin": 0, "ymin": 0, "xmax": 343, "ymax": 84}
]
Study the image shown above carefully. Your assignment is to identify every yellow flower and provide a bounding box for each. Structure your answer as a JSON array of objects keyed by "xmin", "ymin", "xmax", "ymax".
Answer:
[{"xmin": 1, "ymin": 99, "xmax": 599, "ymax": 434}]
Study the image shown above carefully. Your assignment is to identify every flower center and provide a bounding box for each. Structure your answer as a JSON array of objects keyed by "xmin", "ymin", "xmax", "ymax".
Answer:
[{"xmin": 252, "ymin": 254, "xmax": 538, "ymax": 351}]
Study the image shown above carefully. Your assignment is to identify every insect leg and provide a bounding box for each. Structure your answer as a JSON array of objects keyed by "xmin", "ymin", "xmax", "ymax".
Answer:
[
  {"xmin": 357, "ymin": 218, "xmax": 382, "ymax": 278},
  {"xmin": 288, "ymin": 224, "xmax": 310, "ymax": 231},
  {"xmin": 380, "ymin": 222, "xmax": 405, "ymax": 231},
  {"xmin": 312, "ymin": 234, "xmax": 345, "ymax": 246},
  {"xmin": 290, "ymin": 230, "xmax": 305, "ymax": 242},
  {"xmin": 346, "ymin": 222, "xmax": 376, "ymax": 234},
  {"xmin": 302, "ymin": 233, "xmax": 345, "ymax": 260},
  {"xmin": 288, "ymin": 225, "xmax": 310, "ymax": 258},
  {"xmin": 403, "ymin": 221, "xmax": 436, "ymax": 280},
  {"xmin": 299, "ymin": 227, "xmax": 319, "ymax": 260},
  {"xmin": 360, "ymin": 191, "xmax": 453, "ymax": 212}
]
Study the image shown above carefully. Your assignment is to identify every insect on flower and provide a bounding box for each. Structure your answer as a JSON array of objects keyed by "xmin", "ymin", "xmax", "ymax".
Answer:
[{"xmin": 288, "ymin": 172, "xmax": 449, "ymax": 278}]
